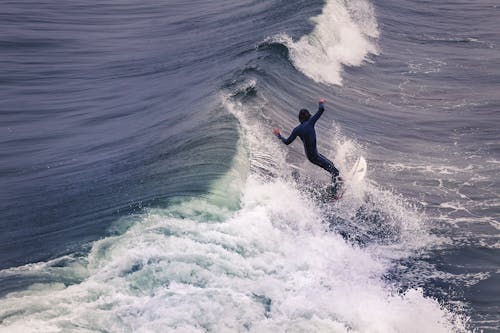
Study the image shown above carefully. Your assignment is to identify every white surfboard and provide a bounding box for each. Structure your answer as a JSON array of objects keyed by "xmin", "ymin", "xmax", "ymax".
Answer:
[
  {"xmin": 348, "ymin": 156, "xmax": 367, "ymax": 183},
  {"xmin": 330, "ymin": 156, "xmax": 367, "ymax": 201}
]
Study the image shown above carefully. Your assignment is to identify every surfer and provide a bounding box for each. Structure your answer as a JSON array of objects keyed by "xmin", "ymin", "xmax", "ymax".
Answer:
[{"xmin": 273, "ymin": 99, "xmax": 342, "ymax": 191}]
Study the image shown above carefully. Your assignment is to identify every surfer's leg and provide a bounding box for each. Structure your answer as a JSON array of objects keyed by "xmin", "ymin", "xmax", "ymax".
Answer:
[
  {"xmin": 313, "ymin": 154, "xmax": 344, "ymax": 196},
  {"xmin": 315, "ymin": 154, "xmax": 340, "ymax": 179},
  {"xmin": 310, "ymin": 154, "xmax": 342, "ymax": 196}
]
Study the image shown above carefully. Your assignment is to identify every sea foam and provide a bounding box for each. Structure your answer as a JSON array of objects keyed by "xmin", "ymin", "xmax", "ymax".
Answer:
[
  {"xmin": 0, "ymin": 94, "xmax": 467, "ymax": 333},
  {"xmin": 272, "ymin": 0, "xmax": 379, "ymax": 85}
]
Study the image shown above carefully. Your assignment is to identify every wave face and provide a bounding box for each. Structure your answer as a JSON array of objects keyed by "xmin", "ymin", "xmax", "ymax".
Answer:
[{"xmin": 1, "ymin": 0, "xmax": 499, "ymax": 332}]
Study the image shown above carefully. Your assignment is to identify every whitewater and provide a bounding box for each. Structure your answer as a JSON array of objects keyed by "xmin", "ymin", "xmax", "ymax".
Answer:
[
  {"xmin": 1, "ymin": 0, "xmax": 499, "ymax": 331},
  {"xmin": 0, "ymin": 98, "xmax": 467, "ymax": 331}
]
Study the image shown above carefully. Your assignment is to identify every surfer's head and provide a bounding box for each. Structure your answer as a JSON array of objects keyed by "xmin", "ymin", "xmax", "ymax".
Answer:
[{"xmin": 298, "ymin": 109, "xmax": 311, "ymax": 123}]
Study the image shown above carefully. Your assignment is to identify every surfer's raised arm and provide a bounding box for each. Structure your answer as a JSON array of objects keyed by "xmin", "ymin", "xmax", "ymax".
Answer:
[
  {"xmin": 309, "ymin": 99, "xmax": 326, "ymax": 125},
  {"xmin": 272, "ymin": 99, "xmax": 326, "ymax": 143}
]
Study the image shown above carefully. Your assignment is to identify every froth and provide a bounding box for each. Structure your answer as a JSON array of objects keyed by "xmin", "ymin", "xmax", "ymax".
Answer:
[
  {"xmin": 0, "ymin": 176, "xmax": 465, "ymax": 332},
  {"xmin": 273, "ymin": 0, "xmax": 379, "ymax": 85},
  {"xmin": 0, "ymin": 83, "xmax": 467, "ymax": 333}
]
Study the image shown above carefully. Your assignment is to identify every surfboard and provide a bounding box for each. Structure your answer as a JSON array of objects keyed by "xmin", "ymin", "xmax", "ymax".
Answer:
[
  {"xmin": 330, "ymin": 156, "xmax": 367, "ymax": 201},
  {"xmin": 349, "ymin": 156, "xmax": 367, "ymax": 183}
]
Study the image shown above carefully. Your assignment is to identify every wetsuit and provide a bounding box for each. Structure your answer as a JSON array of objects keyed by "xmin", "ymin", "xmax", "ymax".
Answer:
[{"xmin": 277, "ymin": 104, "xmax": 340, "ymax": 180}]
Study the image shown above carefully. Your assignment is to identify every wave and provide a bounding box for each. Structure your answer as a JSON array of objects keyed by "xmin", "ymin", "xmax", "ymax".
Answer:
[
  {"xmin": 266, "ymin": 0, "xmax": 379, "ymax": 85},
  {"xmin": 0, "ymin": 83, "xmax": 468, "ymax": 332},
  {"xmin": 0, "ymin": 1, "xmax": 476, "ymax": 331}
]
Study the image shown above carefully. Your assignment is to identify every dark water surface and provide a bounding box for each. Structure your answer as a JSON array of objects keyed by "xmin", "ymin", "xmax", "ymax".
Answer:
[{"xmin": 1, "ymin": 0, "xmax": 499, "ymax": 331}]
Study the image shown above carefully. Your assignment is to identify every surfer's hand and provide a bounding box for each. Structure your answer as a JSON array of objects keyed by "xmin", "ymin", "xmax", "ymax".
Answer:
[
  {"xmin": 273, "ymin": 128, "xmax": 280, "ymax": 136},
  {"xmin": 319, "ymin": 98, "xmax": 325, "ymax": 107}
]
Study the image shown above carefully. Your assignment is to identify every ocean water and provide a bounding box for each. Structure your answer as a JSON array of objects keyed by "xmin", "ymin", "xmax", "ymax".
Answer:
[{"xmin": 1, "ymin": 0, "xmax": 499, "ymax": 332}]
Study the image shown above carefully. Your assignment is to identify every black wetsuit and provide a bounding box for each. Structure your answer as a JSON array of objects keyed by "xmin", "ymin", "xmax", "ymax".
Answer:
[{"xmin": 277, "ymin": 105, "xmax": 340, "ymax": 180}]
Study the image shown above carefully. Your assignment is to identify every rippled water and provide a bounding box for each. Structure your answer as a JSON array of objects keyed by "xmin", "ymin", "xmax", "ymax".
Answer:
[{"xmin": 1, "ymin": 0, "xmax": 499, "ymax": 331}]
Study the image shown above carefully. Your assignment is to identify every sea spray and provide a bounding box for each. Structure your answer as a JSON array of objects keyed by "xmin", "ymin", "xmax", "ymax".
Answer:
[{"xmin": 268, "ymin": 0, "xmax": 379, "ymax": 85}]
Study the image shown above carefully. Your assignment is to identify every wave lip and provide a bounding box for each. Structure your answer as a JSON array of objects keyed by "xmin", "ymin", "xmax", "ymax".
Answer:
[{"xmin": 273, "ymin": 0, "xmax": 379, "ymax": 85}]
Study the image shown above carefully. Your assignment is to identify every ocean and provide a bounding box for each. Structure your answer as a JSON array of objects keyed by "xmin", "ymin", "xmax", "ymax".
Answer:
[{"xmin": 1, "ymin": 0, "xmax": 499, "ymax": 331}]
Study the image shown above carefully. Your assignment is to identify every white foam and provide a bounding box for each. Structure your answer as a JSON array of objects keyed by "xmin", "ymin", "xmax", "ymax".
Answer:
[
  {"xmin": 0, "ymin": 176, "xmax": 466, "ymax": 333},
  {"xmin": 271, "ymin": 0, "xmax": 379, "ymax": 85},
  {"xmin": 0, "ymin": 90, "xmax": 467, "ymax": 332}
]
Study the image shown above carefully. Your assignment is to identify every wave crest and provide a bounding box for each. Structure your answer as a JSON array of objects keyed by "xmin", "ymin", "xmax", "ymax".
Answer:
[{"xmin": 271, "ymin": 0, "xmax": 379, "ymax": 85}]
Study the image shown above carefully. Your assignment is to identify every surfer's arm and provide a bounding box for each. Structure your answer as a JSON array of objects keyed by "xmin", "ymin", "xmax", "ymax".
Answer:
[
  {"xmin": 274, "ymin": 128, "xmax": 298, "ymax": 145},
  {"xmin": 310, "ymin": 99, "xmax": 326, "ymax": 125}
]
